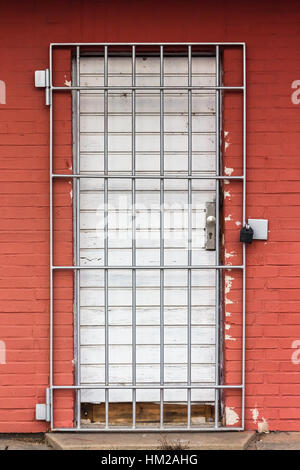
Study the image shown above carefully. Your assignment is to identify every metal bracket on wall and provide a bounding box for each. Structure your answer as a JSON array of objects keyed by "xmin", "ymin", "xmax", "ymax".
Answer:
[
  {"xmin": 34, "ymin": 69, "xmax": 51, "ymax": 106},
  {"xmin": 35, "ymin": 388, "xmax": 51, "ymax": 422}
]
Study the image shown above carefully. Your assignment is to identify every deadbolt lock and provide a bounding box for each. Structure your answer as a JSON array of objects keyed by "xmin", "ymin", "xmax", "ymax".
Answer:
[{"xmin": 205, "ymin": 202, "xmax": 216, "ymax": 250}]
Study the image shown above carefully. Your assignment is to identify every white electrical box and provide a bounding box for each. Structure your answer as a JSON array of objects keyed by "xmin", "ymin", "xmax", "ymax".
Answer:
[
  {"xmin": 248, "ymin": 219, "xmax": 268, "ymax": 240},
  {"xmin": 35, "ymin": 403, "xmax": 47, "ymax": 421}
]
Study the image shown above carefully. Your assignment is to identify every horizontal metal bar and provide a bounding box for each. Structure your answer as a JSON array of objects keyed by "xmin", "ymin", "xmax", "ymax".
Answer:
[
  {"xmin": 52, "ymin": 265, "xmax": 244, "ymax": 270},
  {"xmin": 52, "ymin": 426, "xmax": 244, "ymax": 432},
  {"xmin": 51, "ymin": 42, "xmax": 245, "ymax": 46},
  {"xmin": 51, "ymin": 384, "xmax": 243, "ymax": 390},
  {"xmin": 52, "ymin": 173, "xmax": 244, "ymax": 180},
  {"xmin": 52, "ymin": 85, "xmax": 243, "ymax": 91}
]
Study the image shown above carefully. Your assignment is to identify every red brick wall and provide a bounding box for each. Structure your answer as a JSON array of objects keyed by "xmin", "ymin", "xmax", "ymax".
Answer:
[{"xmin": 0, "ymin": 0, "xmax": 300, "ymax": 432}]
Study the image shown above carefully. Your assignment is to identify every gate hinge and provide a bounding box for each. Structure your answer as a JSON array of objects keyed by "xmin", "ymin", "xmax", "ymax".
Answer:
[
  {"xmin": 34, "ymin": 69, "xmax": 51, "ymax": 106},
  {"xmin": 35, "ymin": 388, "xmax": 51, "ymax": 422}
]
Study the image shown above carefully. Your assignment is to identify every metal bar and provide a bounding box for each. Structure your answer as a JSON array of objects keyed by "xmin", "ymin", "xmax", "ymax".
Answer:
[
  {"xmin": 52, "ymin": 265, "xmax": 245, "ymax": 270},
  {"xmin": 75, "ymin": 46, "xmax": 81, "ymax": 430},
  {"xmin": 51, "ymin": 85, "xmax": 244, "ymax": 91},
  {"xmin": 104, "ymin": 45, "xmax": 109, "ymax": 429},
  {"xmin": 131, "ymin": 45, "xmax": 137, "ymax": 429},
  {"xmin": 71, "ymin": 59, "xmax": 78, "ymax": 429},
  {"xmin": 187, "ymin": 45, "xmax": 192, "ymax": 428},
  {"xmin": 52, "ymin": 384, "xmax": 243, "ymax": 390},
  {"xmin": 52, "ymin": 174, "xmax": 245, "ymax": 180},
  {"xmin": 51, "ymin": 42, "xmax": 246, "ymax": 46},
  {"xmin": 214, "ymin": 45, "xmax": 220, "ymax": 429},
  {"xmin": 49, "ymin": 46, "xmax": 54, "ymax": 430},
  {"xmin": 241, "ymin": 43, "xmax": 247, "ymax": 430},
  {"xmin": 52, "ymin": 426, "xmax": 244, "ymax": 432},
  {"xmin": 159, "ymin": 45, "xmax": 164, "ymax": 429}
]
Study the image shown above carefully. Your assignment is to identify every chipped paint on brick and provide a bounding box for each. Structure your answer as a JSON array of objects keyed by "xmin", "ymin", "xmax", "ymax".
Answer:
[
  {"xmin": 225, "ymin": 250, "xmax": 235, "ymax": 261},
  {"xmin": 225, "ymin": 334, "xmax": 236, "ymax": 341},
  {"xmin": 251, "ymin": 408, "xmax": 269, "ymax": 433},
  {"xmin": 224, "ymin": 167, "xmax": 234, "ymax": 176},
  {"xmin": 224, "ymin": 131, "xmax": 231, "ymax": 150},
  {"xmin": 258, "ymin": 417, "xmax": 269, "ymax": 434},
  {"xmin": 225, "ymin": 406, "xmax": 239, "ymax": 425},
  {"xmin": 225, "ymin": 274, "xmax": 234, "ymax": 294},
  {"xmin": 251, "ymin": 408, "xmax": 259, "ymax": 424}
]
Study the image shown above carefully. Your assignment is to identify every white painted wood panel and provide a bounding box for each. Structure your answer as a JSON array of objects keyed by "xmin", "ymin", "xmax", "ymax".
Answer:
[
  {"xmin": 81, "ymin": 326, "xmax": 215, "ymax": 346},
  {"xmin": 80, "ymin": 154, "xmax": 216, "ymax": 173},
  {"xmin": 81, "ymin": 364, "xmax": 215, "ymax": 384},
  {"xmin": 79, "ymin": 55, "xmax": 216, "ymax": 403},
  {"xmin": 80, "ymin": 133, "xmax": 215, "ymax": 153},
  {"xmin": 80, "ymin": 114, "xmax": 216, "ymax": 134},
  {"xmin": 81, "ymin": 345, "xmax": 215, "ymax": 365},
  {"xmin": 79, "ymin": 269, "xmax": 215, "ymax": 288},
  {"xmin": 80, "ymin": 306, "xmax": 216, "ymax": 326},
  {"xmin": 81, "ymin": 388, "xmax": 215, "ymax": 404},
  {"xmin": 80, "ymin": 287, "xmax": 215, "ymax": 307}
]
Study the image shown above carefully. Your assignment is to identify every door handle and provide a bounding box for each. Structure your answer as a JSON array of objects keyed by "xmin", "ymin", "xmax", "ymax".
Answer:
[{"xmin": 205, "ymin": 202, "xmax": 216, "ymax": 250}]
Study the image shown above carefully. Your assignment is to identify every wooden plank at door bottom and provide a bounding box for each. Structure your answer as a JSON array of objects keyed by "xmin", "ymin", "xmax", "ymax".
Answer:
[{"xmin": 81, "ymin": 402, "xmax": 215, "ymax": 425}]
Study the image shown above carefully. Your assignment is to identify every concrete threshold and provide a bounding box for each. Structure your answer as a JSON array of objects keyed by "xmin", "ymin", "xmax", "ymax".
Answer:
[
  {"xmin": 46, "ymin": 431, "xmax": 256, "ymax": 450},
  {"xmin": 255, "ymin": 432, "xmax": 300, "ymax": 450}
]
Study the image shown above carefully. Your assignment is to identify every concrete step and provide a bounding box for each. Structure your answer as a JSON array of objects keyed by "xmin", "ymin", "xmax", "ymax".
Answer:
[
  {"xmin": 255, "ymin": 432, "xmax": 300, "ymax": 450},
  {"xmin": 46, "ymin": 431, "xmax": 256, "ymax": 450}
]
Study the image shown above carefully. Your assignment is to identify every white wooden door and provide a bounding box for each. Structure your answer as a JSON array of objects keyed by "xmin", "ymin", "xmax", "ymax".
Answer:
[{"xmin": 78, "ymin": 55, "xmax": 216, "ymax": 404}]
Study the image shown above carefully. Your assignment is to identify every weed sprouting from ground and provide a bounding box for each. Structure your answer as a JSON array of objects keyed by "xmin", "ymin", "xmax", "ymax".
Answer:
[{"xmin": 158, "ymin": 436, "xmax": 190, "ymax": 450}]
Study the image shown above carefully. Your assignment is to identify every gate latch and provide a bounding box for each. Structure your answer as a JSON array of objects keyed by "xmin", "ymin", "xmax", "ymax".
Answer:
[
  {"xmin": 205, "ymin": 202, "xmax": 216, "ymax": 250},
  {"xmin": 34, "ymin": 69, "xmax": 50, "ymax": 106}
]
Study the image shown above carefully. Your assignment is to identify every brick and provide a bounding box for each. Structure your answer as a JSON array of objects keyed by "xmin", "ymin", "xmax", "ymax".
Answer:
[{"xmin": 0, "ymin": 0, "xmax": 300, "ymax": 433}]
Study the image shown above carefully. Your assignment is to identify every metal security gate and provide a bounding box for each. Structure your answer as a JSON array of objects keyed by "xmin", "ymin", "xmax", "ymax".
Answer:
[{"xmin": 46, "ymin": 42, "xmax": 246, "ymax": 431}]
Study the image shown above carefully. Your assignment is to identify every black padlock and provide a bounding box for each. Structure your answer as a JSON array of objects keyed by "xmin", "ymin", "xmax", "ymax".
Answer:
[{"xmin": 240, "ymin": 224, "xmax": 254, "ymax": 244}]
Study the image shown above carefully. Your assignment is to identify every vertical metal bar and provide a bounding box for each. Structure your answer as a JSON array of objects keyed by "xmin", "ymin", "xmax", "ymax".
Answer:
[
  {"xmin": 214, "ymin": 45, "xmax": 220, "ymax": 429},
  {"xmin": 49, "ymin": 45, "xmax": 54, "ymax": 429},
  {"xmin": 104, "ymin": 46, "xmax": 109, "ymax": 429},
  {"xmin": 242, "ymin": 44, "xmax": 247, "ymax": 430},
  {"xmin": 159, "ymin": 45, "xmax": 165, "ymax": 429},
  {"xmin": 131, "ymin": 45, "xmax": 137, "ymax": 429},
  {"xmin": 187, "ymin": 45, "xmax": 192, "ymax": 428},
  {"xmin": 75, "ymin": 46, "xmax": 81, "ymax": 429}
]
